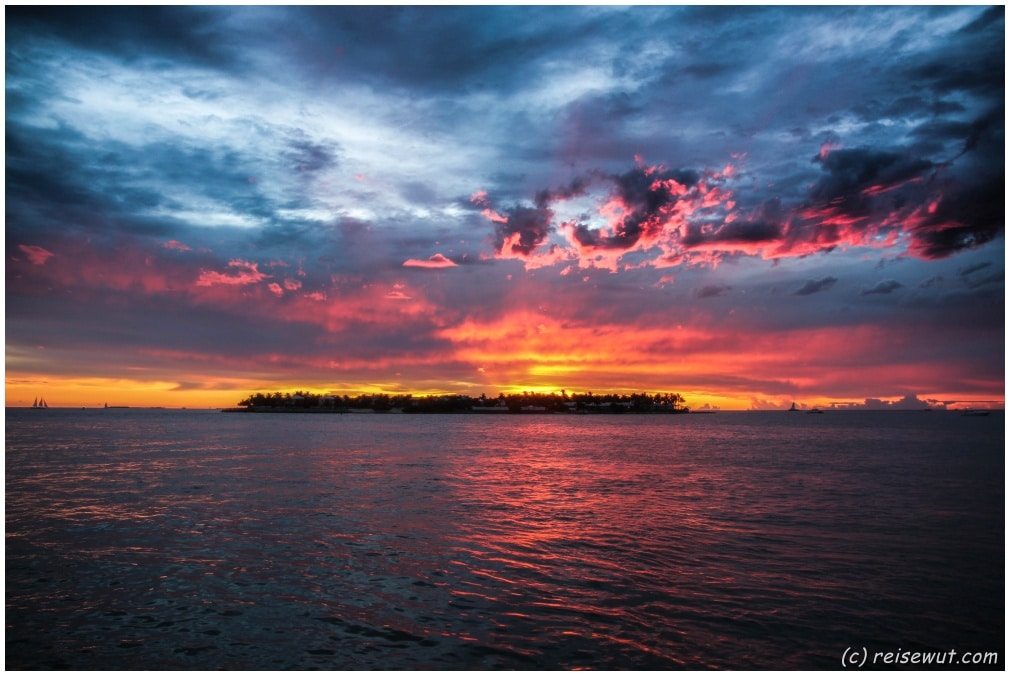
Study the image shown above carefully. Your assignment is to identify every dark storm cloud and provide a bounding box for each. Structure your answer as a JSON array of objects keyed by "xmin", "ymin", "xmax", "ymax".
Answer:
[
  {"xmin": 493, "ymin": 206, "xmax": 554, "ymax": 256},
  {"xmin": 909, "ymin": 119, "xmax": 979, "ymax": 149},
  {"xmin": 907, "ymin": 44, "xmax": 1004, "ymax": 100},
  {"xmin": 6, "ymin": 6, "xmax": 235, "ymax": 67},
  {"xmin": 6, "ymin": 121, "xmax": 345, "ymax": 275},
  {"xmin": 956, "ymin": 262, "xmax": 1005, "ymax": 290},
  {"xmin": 14, "ymin": 154, "xmax": 243, "ymax": 244},
  {"xmin": 864, "ymin": 95, "xmax": 965, "ymax": 123},
  {"xmin": 959, "ymin": 262, "xmax": 993, "ymax": 277},
  {"xmin": 910, "ymin": 174, "xmax": 1004, "ymax": 259},
  {"xmin": 680, "ymin": 220, "xmax": 782, "ymax": 250},
  {"xmin": 8, "ymin": 122, "xmax": 211, "ymax": 231},
  {"xmin": 533, "ymin": 176, "xmax": 592, "ymax": 210},
  {"xmin": 5, "ymin": 125, "xmax": 118, "ymax": 227},
  {"xmin": 284, "ymin": 5, "xmax": 620, "ymax": 94},
  {"xmin": 807, "ymin": 148, "xmax": 934, "ymax": 219},
  {"xmin": 480, "ymin": 175, "xmax": 593, "ymax": 256},
  {"xmin": 795, "ymin": 277, "xmax": 838, "ymax": 297},
  {"xmin": 861, "ymin": 280, "xmax": 903, "ymax": 296},
  {"xmin": 958, "ymin": 5, "xmax": 1004, "ymax": 34},
  {"xmin": 956, "ymin": 107, "xmax": 1005, "ymax": 159},
  {"xmin": 907, "ymin": 107, "xmax": 1004, "ymax": 163},
  {"xmin": 570, "ymin": 166, "xmax": 700, "ymax": 251},
  {"xmin": 963, "ymin": 271, "xmax": 1005, "ymax": 290},
  {"xmin": 695, "ymin": 285, "xmax": 732, "ymax": 299},
  {"xmin": 612, "ymin": 167, "xmax": 699, "ymax": 216},
  {"xmin": 894, "ymin": 9, "xmax": 1003, "ymax": 159},
  {"xmin": 774, "ymin": 130, "xmax": 1002, "ymax": 260}
]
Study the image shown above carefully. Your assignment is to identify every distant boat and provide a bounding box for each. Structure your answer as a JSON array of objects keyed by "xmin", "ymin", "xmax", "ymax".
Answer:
[
  {"xmin": 807, "ymin": 407, "xmax": 824, "ymax": 414},
  {"xmin": 32, "ymin": 396, "xmax": 48, "ymax": 409},
  {"xmin": 788, "ymin": 402, "xmax": 799, "ymax": 412}
]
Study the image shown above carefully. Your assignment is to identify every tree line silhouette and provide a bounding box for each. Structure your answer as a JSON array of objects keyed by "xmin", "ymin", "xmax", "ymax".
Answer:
[{"xmin": 235, "ymin": 390, "xmax": 688, "ymax": 414}]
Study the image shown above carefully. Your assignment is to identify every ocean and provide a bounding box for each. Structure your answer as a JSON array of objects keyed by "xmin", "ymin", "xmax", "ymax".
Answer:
[{"xmin": 5, "ymin": 408, "xmax": 1004, "ymax": 670}]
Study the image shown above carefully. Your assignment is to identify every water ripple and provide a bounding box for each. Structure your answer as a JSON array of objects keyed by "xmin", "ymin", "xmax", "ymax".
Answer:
[{"xmin": 6, "ymin": 409, "xmax": 1004, "ymax": 669}]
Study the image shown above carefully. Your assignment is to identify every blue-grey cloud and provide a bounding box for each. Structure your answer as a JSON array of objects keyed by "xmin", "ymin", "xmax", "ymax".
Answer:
[
  {"xmin": 834, "ymin": 394, "xmax": 947, "ymax": 411},
  {"xmin": 696, "ymin": 285, "xmax": 732, "ymax": 299},
  {"xmin": 959, "ymin": 262, "xmax": 993, "ymax": 277},
  {"xmin": 861, "ymin": 280, "xmax": 903, "ymax": 296},
  {"xmin": 795, "ymin": 277, "xmax": 838, "ymax": 296},
  {"xmin": 6, "ymin": 6, "xmax": 236, "ymax": 67}
]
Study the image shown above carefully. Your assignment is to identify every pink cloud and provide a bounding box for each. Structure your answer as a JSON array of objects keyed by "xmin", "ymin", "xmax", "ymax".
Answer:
[
  {"xmin": 470, "ymin": 190, "xmax": 508, "ymax": 223},
  {"xmin": 195, "ymin": 260, "xmax": 267, "ymax": 287},
  {"xmin": 403, "ymin": 253, "xmax": 458, "ymax": 269},
  {"xmin": 162, "ymin": 240, "xmax": 192, "ymax": 252},
  {"xmin": 259, "ymin": 281, "xmax": 441, "ymax": 335},
  {"xmin": 477, "ymin": 160, "xmax": 743, "ymax": 273},
  {"xmin": 18, "ymin": 244, "xmax": 55, "ymax": 265},
  {"xmin": 818, "ymin": 141, "xmax": 841, "ymax": 160},
  {"xmin": 8, "ymin": 238, "xmax": 190, "ymax": 295},
  {"xmin": 476, "ymin": 147, "xmax": 986, "ymax": 272}
]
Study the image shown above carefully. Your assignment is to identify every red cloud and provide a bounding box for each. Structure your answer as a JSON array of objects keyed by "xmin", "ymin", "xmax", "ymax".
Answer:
[
  {"xmin": 477, "ymin": 144, "xmax": 994, "ymax": 271},
  {"xmin": 476, "ymin": 161, "xmax": 741, "ymax": 272},
  {"xmin": 437, "ymin": 307, "xmax": 995, "ymax": 407},
  {"xmin": 403, "ymin": 253, "xmax": 457, "ymax": 269},
  {"xmin": 471, "ymin": 190, "xmax": 508, "ymax": 224},
  {"xmin": 196, "ymin": 260, "xmax": 267, "ymax": 287},
  {"xmin": 17, "ymin": 244, "xmax": 55, "ymax": 265},
  {"xmin": 162, "ymin": 240, "xmax": 192, "ymax": 252}
]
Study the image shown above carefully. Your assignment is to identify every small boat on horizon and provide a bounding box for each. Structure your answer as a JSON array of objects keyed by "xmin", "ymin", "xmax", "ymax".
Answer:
[
  {"xmin": 788, "ymin": 402, "xmax": 799, "ymax": 411},
  {"xmin": 32, "ymin": 396, "xmax": 48, "ymax": 409},
  {"xmin": 807, "ymin": 407, "xmax": 824, "ymax": 414}
]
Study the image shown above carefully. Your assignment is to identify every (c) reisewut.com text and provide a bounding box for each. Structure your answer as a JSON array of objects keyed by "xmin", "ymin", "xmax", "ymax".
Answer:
[{"xmin": 842, "ymin": 646, "xmax": 1000, "ymax": 668}]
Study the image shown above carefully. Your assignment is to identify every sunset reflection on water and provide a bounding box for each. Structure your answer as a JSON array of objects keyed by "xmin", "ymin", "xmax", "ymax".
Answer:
[{"xmin": 6, "ymin": 409, "xmax": 1004, "ymax": 669}]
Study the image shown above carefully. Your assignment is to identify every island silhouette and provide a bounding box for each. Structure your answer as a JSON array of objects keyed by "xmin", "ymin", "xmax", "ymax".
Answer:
[{"xmin": 229, "ymin": 390, "xmax": 690, "ymax": 414}]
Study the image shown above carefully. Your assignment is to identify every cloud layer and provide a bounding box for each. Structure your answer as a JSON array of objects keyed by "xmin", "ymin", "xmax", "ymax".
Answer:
[{"xmin": 5, "ymin": 6, "xmax": 1004, "ymax": 408}]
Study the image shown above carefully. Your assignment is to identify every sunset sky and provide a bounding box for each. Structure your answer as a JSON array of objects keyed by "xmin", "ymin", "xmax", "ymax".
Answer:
[{"xmin": 6, "ymin": 6, "xmax": 1005, "ymax": 410}]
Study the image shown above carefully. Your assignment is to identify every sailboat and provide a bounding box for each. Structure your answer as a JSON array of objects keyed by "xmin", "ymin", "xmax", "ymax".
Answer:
[{"xmin": 32, "ymin": 396, "xmax": 48, "ymax": 409}]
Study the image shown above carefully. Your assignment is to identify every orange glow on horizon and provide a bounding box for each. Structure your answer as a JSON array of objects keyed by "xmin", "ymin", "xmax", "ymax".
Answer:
[
  {"xmin": 5, "ymin": 376, "xmax": 242, "ymax": 409},
  {"xmin": 5, "ymin": 374, "xmax": 1001, "ymax": 412},
  {"xmin": 6, "ymin": 311, "xmax": 1002, "ymax": 411}
]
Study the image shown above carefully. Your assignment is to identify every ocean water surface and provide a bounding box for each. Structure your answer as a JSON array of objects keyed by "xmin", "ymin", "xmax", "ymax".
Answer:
[{"xmin": 5, "ymin": 408, "xmax": 1004, "ymax": 669}]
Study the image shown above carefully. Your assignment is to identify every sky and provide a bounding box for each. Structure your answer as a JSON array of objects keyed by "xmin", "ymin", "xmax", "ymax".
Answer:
[{"xmin": 5, "ymin": 5, "xmax": 1005, "ymax": 410}]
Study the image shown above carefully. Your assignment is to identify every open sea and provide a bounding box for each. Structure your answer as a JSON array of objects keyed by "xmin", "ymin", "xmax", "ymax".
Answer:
[{"xmin": 5, "ymin": 408, "xmax": 1004, "ymax": 670}]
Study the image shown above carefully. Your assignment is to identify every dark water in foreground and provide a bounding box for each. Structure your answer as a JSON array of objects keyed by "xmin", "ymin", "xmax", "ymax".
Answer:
[{"xmin": 6, "ymin": 409, "xmax": 1004, "ymax": 670}]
